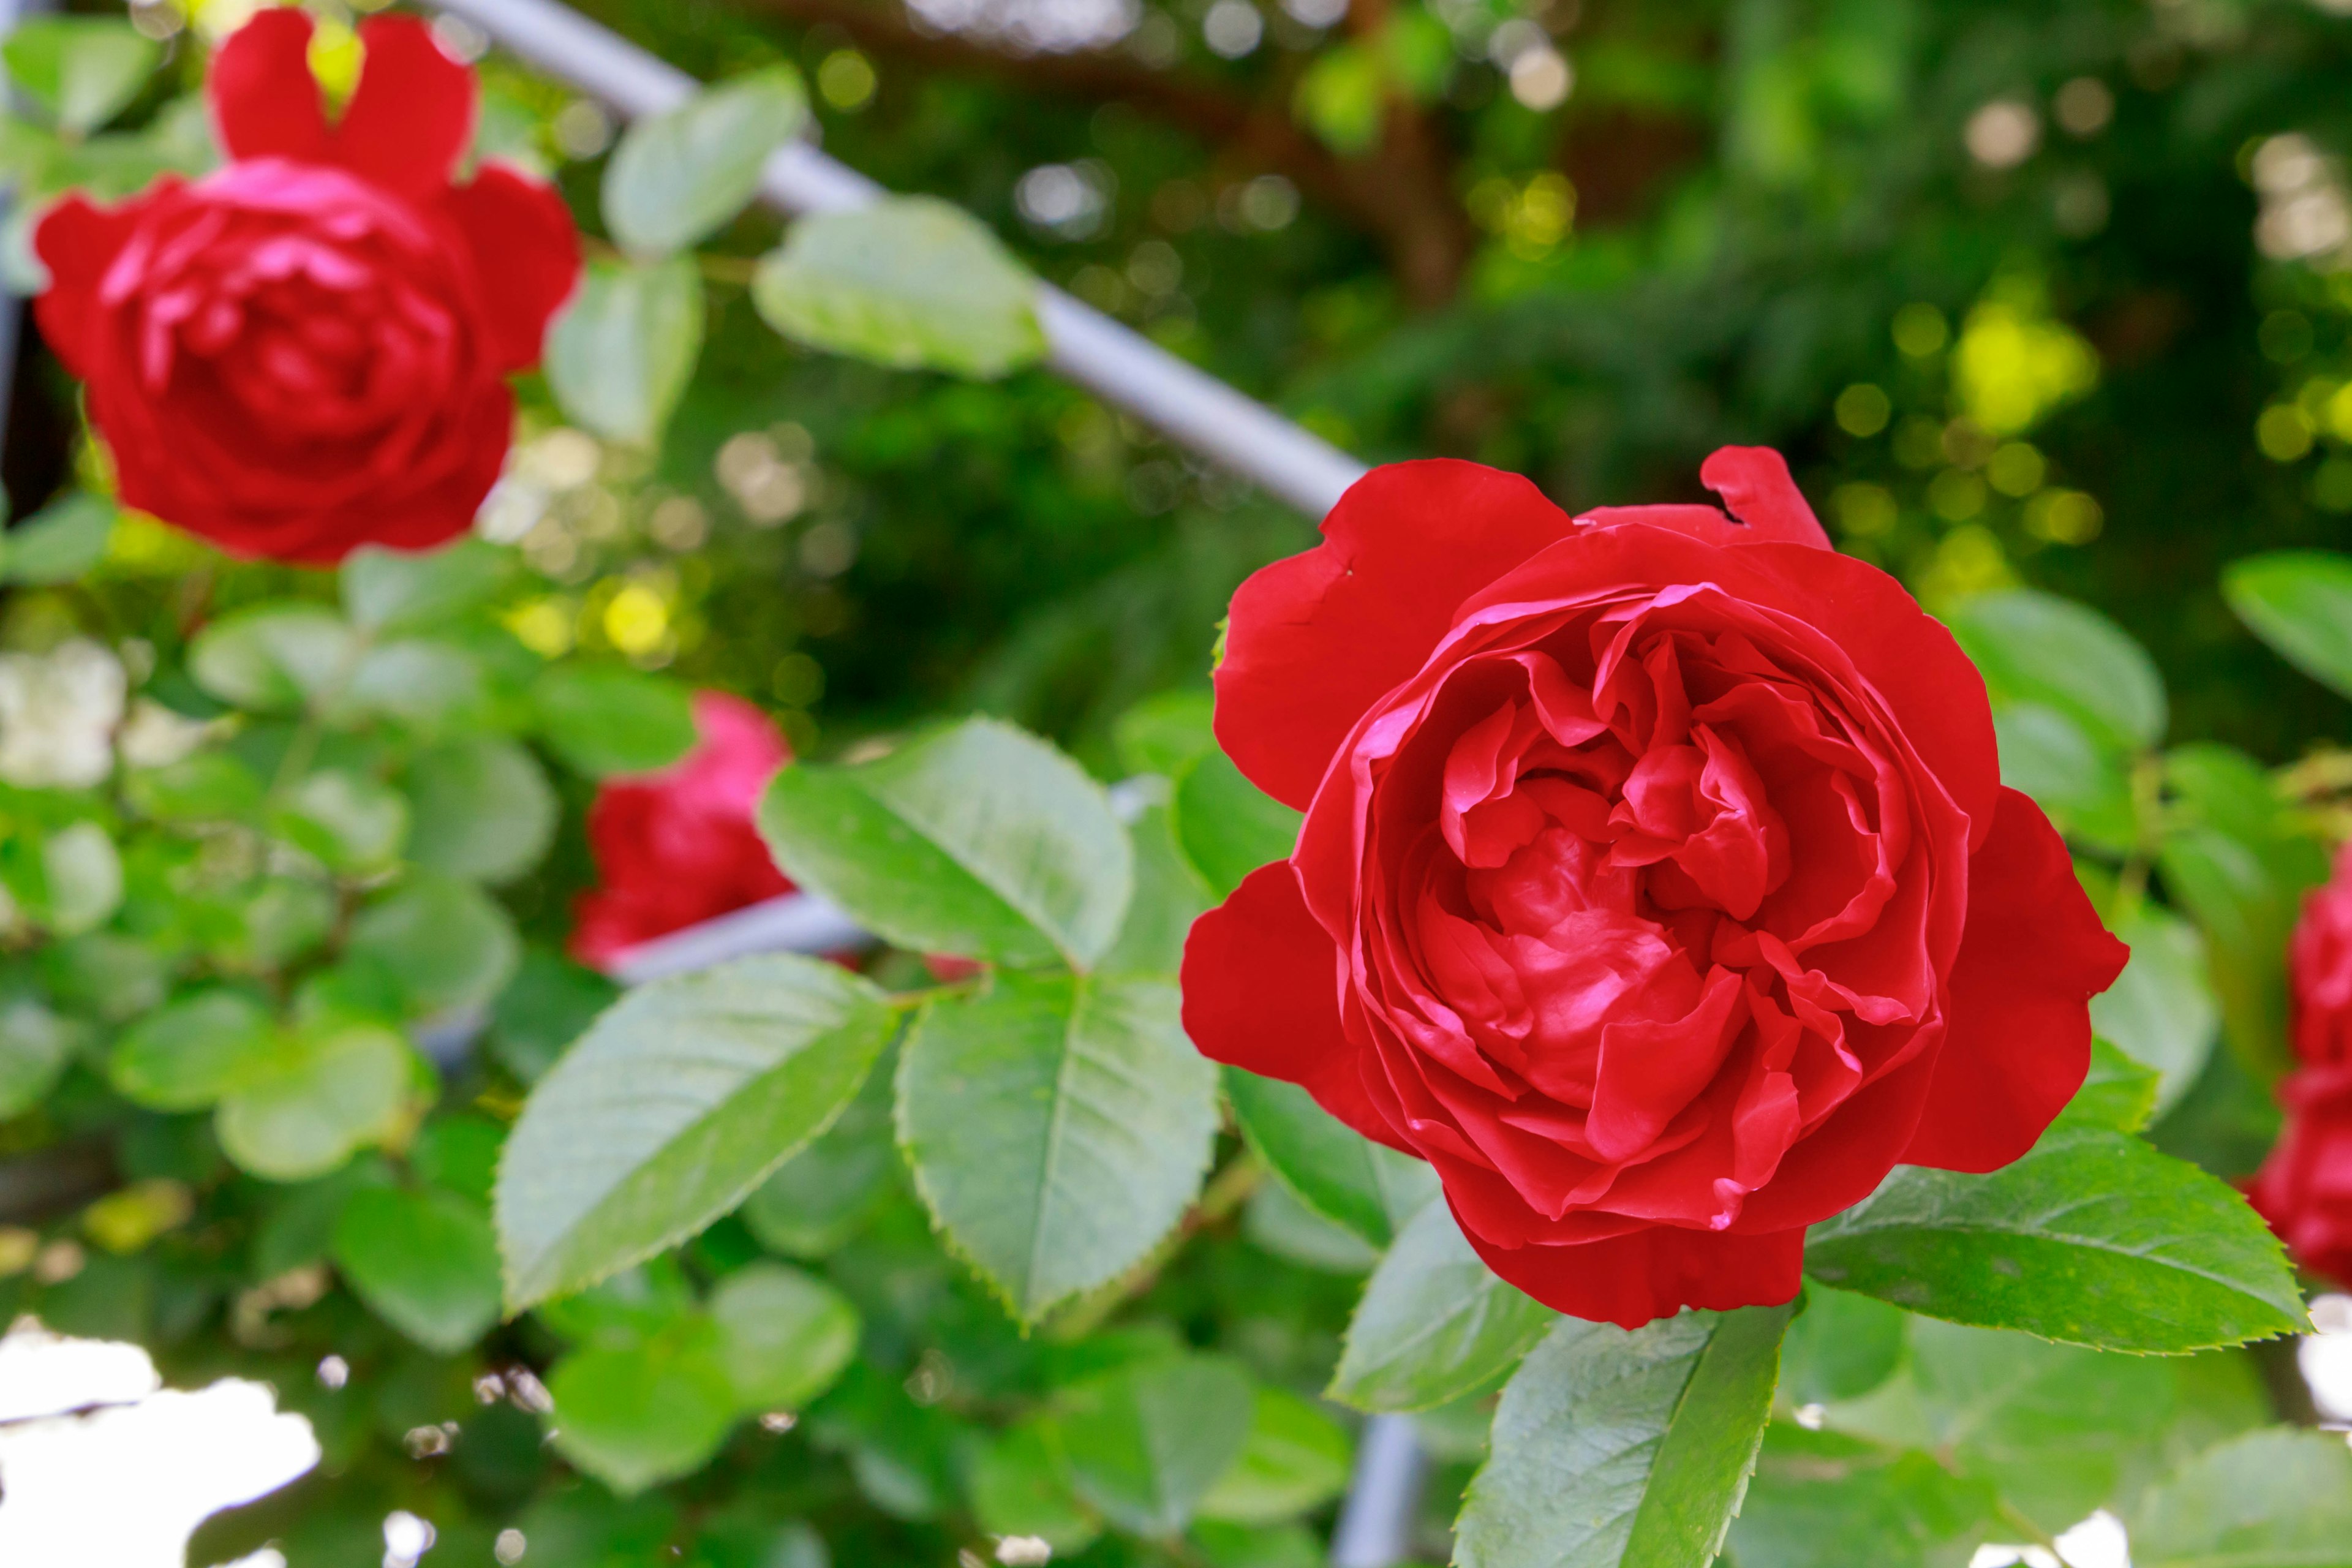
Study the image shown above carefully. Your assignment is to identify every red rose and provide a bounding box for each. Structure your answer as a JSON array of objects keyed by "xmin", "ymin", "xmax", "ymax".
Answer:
[
  {"xmin": 32, "ymin": 10, "xmax": 578, "ymax": 564},
  {"xmin": 2291, "ymin": 844, "xmax": 2352, "ymax": 1066},
  {"xmin": 571, "ymin": 693, "xmax": 797, "ymax": 971},
  {"xmin": 2251, "ymin": 1061, "xmax": 2352, "ymax": 1292},
  {"xmin": 1181, "ymin": 450, "xmax": 2127, "ymax": 1328}
]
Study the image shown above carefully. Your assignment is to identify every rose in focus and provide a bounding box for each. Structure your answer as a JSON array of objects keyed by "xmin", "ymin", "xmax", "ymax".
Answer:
[
  {"xmin": 1182, "ymin": 450, "xmax": 2128, "ymax": 1327},
  {"xmin": 33, "ymin": 10, "xmax": 578, "ymax": 563},
  {"xmin": 2252, "ymin": 843, "xmax": 2352, "ymax": 1291},
  {"xmin": 571, "ymin": 693, "xmax": 797, "ymax": 971}
]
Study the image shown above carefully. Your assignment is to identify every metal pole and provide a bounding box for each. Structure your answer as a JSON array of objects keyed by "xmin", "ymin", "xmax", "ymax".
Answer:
[{"xmin": 424, "ymin": 0, "xmax": 1369, "ymax": 519}]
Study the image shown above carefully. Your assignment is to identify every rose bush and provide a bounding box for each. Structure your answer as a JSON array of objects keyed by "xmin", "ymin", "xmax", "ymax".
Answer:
[
  {"xmin": 570, "ymin": 690, "xmax": 796, "ymax": 970},
  {"xmin": 1183, "ymin": 448, "xmax": 2130, "ymax": 1326},
  {"xmin": 32, "ymin": 9, "xmax": 577, "ymax": 562}
]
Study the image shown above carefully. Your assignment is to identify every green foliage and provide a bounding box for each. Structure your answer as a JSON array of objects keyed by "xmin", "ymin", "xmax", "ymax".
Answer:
[
  {"xmin": 1172, "ymin": 750, "xmax": 1304, "ymax": 897},
  {"xmin": 2223, "ymin": 551, "xmax": 2352, "ymax": 702},
  {"xmin": 530, "ymin": 665, "xmax": 699, "ymax": 777},
  {"xmin": 2127, "ymin": 1428, "xmax": 2352, "ymax": 1567},
  {"xmin": 753, "ymin": 197, "xmax": 1046, "ymax": 378},
  {"xmin": 1055, "ymin": 1352, "xmax": 1256, "ymax": 1536},
  {"xmin": 1804, "ymin": 1123, "xmax": 2304, "ymax": 1352},
  {"xmin": 758, "ymin": 717, "xmax": 1133, "ymax": 968},
  {"xmin": 602, "ymin": 68, "xmax": 806, "ymax": 258},
  {"xmin": 495, "ymin": 954, "xmax": 897, "ymax": 1309},
  {"xmin": 1455, "ymin": 1305, "xmax": 1793, "ymax": 1568},
  {"xmin": 2, "ymin": 18, "xmax": 159, "ymax": 134},
  {"xmin": 1327, "ymin": 1197, "xmax": 1556, "ymax": 1412},
  {"xmin": 331, "ymin": 1185, "xmax": 505, "ymax": 1355},
  {"xmin": 545, "ymin": 257, "xmax": 706, "ymax": 446},
  {"xmin": 895, "ymin": 970, "xmax": 1217, "ymax": 1320},
  {"xmin": 1225, "ymin": 1066, "xmax": 1434, "ymax": 1246},
  {"xmin": 1, "ymin": 492, "xmax": 115, "ymax": 583}
]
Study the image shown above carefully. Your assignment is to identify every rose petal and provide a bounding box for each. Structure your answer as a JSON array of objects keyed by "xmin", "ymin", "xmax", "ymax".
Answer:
[
  {"xmin": 31, "ymin": 191, "xmax": 151, "ymax": 377},
  {"xmin": 333, "ymin": 17, "xmax": 477, "ymax": 198},
  {"xmin": 1181, "ymin": 860, "xmax": 1408, "ymax": 1149},
  {"xmin": 1700, "ymin": 445, "xmax": 1833, "ymax": 549},
  {"xmin": 1216, "ymin": 459, "xmax": 1573, "ymax": 809},
  {"xmin": 208, "ymin": 9, "xmax": 331, "ymax": 165},
  {"xmin": 1901, "ymin": 787, "xmax": 2128, "ymax": 1172},
  {"xmin": 1460, "ymin": 1210, "xmax": 1804, "ymax": 1329},
  {"xmin": 437, "ymin": 165, "xmax": 580, "ymax": 372}
]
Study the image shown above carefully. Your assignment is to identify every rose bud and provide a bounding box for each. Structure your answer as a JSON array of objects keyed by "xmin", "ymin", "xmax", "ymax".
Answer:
[
  {"xmin": 2291, "ymin": 843, "xmax": 2352, "ymax": 1067},
  {"xmin": 1182, "ymin": 450, "xmax": 2128, "ymax": 1328},
  {"xmin": 33, "ymin": 10, "xmax": 578, "ymax": 563}
]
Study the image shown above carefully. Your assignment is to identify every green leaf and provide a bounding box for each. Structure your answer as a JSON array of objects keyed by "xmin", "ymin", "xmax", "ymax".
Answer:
[
  {"xmin": 1991, "ymin": 701, "xmax": 2138, "ymax": 854},
  {"xmin": 1226, "ymin": 1066, "xmax": 1436, "ymax": 1247},
  {"xmin": 331, "ymin": 638, "xmax": 491, "ymax": 734},
  {"xmin": 39, "ymin": 821, "xmax": 120, "ymax": 934},
  {"xmin": 272, "ymin": 769, "xmax": 409, "ymax": 873},
  {"xmin": 2091, "ymin": 903, "xmax": 2218, "ymax": 1115},
  {"xmin": 108, "ymin": 989, "xmax": 274, "ymax": 1111},
  {"xmin": 1171, "ymin": 751, "xmax": 1305, "ymax": 899},
  {"xmin": 1728, "ymin": 1425, "xmax": 1996, "ymax": 1568},
  {"xmin": 214, "ymin": 1020, "xmax": 415, "ymax": 1182},
  {"xmin": 969, "ymin": 1419, "xmax": 1102, "ymax": 1553},
  {"xmin": 1112, "ymin": 689, "xmax": 1215, "ymax": 777},
  {"xmin": 1197, "ymin": 1387, "xmax": 1353, "ymax": 1525},
  {"xmin": 331, "ymin": 1185, "xmax": 503, "ymax": 1354},
  {"xmin": 2223, "ymin": 550, "xmax": 2352, "ymax": 701},
  {"xmin": 739, "ymin": 1057, "xmax": 896, "ymax": 1257},
  {"xmin": 2064, "ymin": 1038, "xmax": 2162, "ymax": 1133},
  {"xmin": 1057, "ymin": 1354, "xmax": 1257, "ymax": 1537},
  {"xmin": 345, "ymin": 874, "xmax": 519, "ymax": 1018},
  {"xmin": 759, "ymin": 717, "xmax": 1133, "ymax": 969},
  {"xmin": 1454, "ymin": 1303, "xmax": 1794, "ymax": 1568},
  {"xmin": 1778, "ymin": 1286, "xmax": 1907, "ymax": 1408},
  {"xmin": 1804, "ymin": 1124, "xmax": 2303, "ymax": 1352},
  {"xmin": 549, "ymin": 1319, "xmax": 741, "ymax": 1494},
  {"xmin": 2, "ymin": 18, "xmax": 160, "ymax": 134},
  {"xmin": 339, "ymin": 539, "xmax": 513, "ymax": 634},
  {"xmin": 895, "ymin": 971, "xmax": 1216, "ymax": 1320},
  {"xmin": 2157, "ymin": 743, "xmax": 2328, "ymax": 1076},
  {"xmin": 1831, "ymin": 1317, "xmax": 2178, "ymax": 1532},
  {"xmin": 532, "ymin": 665, "xmax": 698, "ymax": 778},
  {"xmin": 0, "ymin": 993, "xmax": 81, "ymax": 1117},
  {"xmin": 544, "ymin": 256, "xmax": 706, "ymax": 446},
  {"xmin": 404, "ymin": 737, "xmax": 558, "ymax": 885},
  {"xmin": 488, "ymin": 949, "xmax": 619, "ymax": 1085},
  {"xmin": 1096, "ymin": 802, "xmax": 1214, "ymax": 978},
  {"xmin": 1327, "ymin": 1199, "xmax": 1556, "ymax": 1413},
  {"xmin": 2128, "ymin": 1427, "xmax": 2352, "ymax": 1568},
  {"xmin": 753, "ymin": 196, "xmax": 1046, "ymax": 379},
  {"xmin": 189, "ymin": 605, "xmax": 357, "ymax": 712},
  {"xmin": 2, "ymin": 492, "xmax": 115, "ymax": 584},
  {"xmin": 602, "ymin": 67, "xmax": 805, "ymax": 257},
  {"xmin": 496, "ymin": 954, "xmax": 896, "ymax": 1311},
  {"xmin": 410, "ymin": 1113, "xmax": 505, "ymax": 1207},
  {"xmin": 1948, "ymin": 587, "xmax": 2166, "ymax": 750},
  {"xmin": 707, "ymin": 1261, "xmax": 859, "ymax": 1412},
  {"xmin": 1243, "ymin": 1177, "xmax": 1382, "ymax": 1274}
]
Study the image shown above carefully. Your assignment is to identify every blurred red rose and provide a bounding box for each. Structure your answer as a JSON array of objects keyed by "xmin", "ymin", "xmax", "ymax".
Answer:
[
  {"xmin": 1181, "ymin": 449, "xmax": 2127, "ymax": 1328},
  {"xmin": 32, "ymin": 10, "xmax": 578, "ymax": 564},
  {"xmin": 2291, "ymin": 843, "xmax": 2352, "ymax": 1067},
  {"xmin": 2252, "ymin": 1061, "xmax": 2352, "ymax": 1292},
  {"xmin": 571, "ymin": 693, "xmax": 796, "ymax": 971}
]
